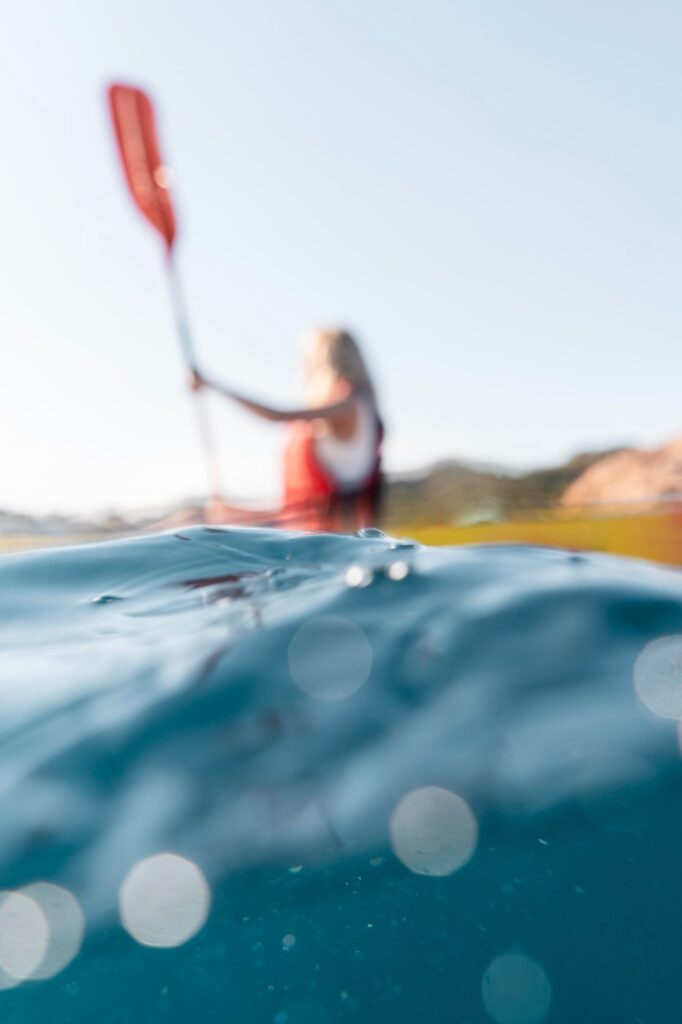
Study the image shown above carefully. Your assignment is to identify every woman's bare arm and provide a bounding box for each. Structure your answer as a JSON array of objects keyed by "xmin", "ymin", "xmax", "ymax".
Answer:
[{"xmin": 191, "ymin": 370, "xmax": 356, "ymax": 424}]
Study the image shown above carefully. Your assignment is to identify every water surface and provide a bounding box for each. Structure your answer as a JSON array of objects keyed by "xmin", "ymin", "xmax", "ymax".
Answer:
[{"xmin": 0, "ymin": 527, "xmax": 681, "ymax": 1023}]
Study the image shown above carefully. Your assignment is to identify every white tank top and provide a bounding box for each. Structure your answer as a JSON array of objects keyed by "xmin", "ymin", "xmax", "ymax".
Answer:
[{"xmin": 314, "ymin": 396, "xmax": 378, "ymax": 493}]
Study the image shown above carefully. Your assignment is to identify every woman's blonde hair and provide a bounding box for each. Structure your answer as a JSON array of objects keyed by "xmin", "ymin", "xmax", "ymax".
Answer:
[{"xmin": 301, "ymin": 327, "xmax": 376, "ymax": 405}]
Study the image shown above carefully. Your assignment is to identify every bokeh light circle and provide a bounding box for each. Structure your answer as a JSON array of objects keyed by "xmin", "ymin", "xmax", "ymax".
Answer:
[
  {"xmin": 482, "ymin": 953, "xmax": 552, "ymax": 1024},
  {"xmin": 20, "ymin": 883, "xmax": 85, "ymax": 980},
  {"xmin": 288, "ymin": 616, "xmax": 372, "ymax": 699},
  {"xmin": 0, "ymin": 890, "xmax": 50, "ymax": 984},
  {"xmin": 345, "ymin": 565, "xmax": 373, "ymax": 588},
  {"xmin": 634, "ymin": 635, "xmax": 682, "ymax": 719},
  {"xmin": 389, "ymin": 786, "xmax": 478, "ymax": 876},
  {"xmin": 119, "ymin": 853, "xmax": 211, "ymax": 949}
]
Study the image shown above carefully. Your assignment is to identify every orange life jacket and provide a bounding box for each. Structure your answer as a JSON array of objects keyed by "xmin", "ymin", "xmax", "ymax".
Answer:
[{"xmin": 282, "ymin": 415, "xmax": 383, "ymax": 532}]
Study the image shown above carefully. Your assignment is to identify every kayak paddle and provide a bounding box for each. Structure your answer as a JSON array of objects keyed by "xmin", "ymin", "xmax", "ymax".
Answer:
[{"xmin": 107, "ymin": 82, "xmax": 223, "ymax": 501}]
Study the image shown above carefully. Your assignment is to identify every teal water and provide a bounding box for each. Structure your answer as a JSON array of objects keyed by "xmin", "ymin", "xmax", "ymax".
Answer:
[{"xmin": 1, "ymin": 527, "xmax": 681, "ymax": 1023}]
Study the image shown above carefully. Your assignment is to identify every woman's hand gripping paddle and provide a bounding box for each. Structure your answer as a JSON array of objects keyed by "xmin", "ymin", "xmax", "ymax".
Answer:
[{"xmin": 107, "ymin": 83, "xmax": 223, "ymax": 501}]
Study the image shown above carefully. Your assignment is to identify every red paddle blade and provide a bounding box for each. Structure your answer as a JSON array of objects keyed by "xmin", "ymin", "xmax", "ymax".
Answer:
[{"xmin": 108, "ymin": 83, "xmax": 177, "ymax": 249}]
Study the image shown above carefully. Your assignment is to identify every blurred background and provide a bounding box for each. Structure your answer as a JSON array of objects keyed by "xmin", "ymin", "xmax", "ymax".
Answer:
[
  {"xmin": 1, "ymin": 0, "xmax": 682, "ymax": 534},
  {"xmin": 4, "ymin": 12, "xmax": 682, "ymax": 1018}
]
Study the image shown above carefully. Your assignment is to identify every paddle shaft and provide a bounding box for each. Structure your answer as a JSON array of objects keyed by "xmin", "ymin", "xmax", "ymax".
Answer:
[{"xmin": 165, "ymin": 251, "xmax": 223, "ymax": 500}]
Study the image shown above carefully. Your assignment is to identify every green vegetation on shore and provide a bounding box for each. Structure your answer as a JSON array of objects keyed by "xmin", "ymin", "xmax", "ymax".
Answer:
[{"xmin": 382, "ymin": 448, "xmax": 621, "ymax": 528}]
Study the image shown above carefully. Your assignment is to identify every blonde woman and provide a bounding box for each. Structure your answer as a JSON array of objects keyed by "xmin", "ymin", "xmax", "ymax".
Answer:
[{"xmin": 191, "ymin": 328, "xmax": 384, "ymax": 531}]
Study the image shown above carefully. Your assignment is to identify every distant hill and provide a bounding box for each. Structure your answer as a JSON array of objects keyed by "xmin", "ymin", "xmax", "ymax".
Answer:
[
  {"xmin": 0, "ymin": 508, "xmax": 109, "ymax": 537},
  {"xmin": 382, "ymin": 449, "xmax": 623, "ymax": 527},
  {"xmin": 561, "ymin": 435, "xmax": 682, "ymax": 508},
  {"xmin": 0, "ymin": 447, "xmax": 623, "ymax": 538}
]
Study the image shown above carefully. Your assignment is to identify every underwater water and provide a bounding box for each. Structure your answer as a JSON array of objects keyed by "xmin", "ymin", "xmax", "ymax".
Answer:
[{"xmin": 1, "ymin": 526, "xmax": 682, "ymax": 1023}]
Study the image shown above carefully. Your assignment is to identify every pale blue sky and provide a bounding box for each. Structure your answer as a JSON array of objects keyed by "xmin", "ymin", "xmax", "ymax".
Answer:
[{"xmin": 1, "ymin": 0, "xmax": 681, "ymax": 514}]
